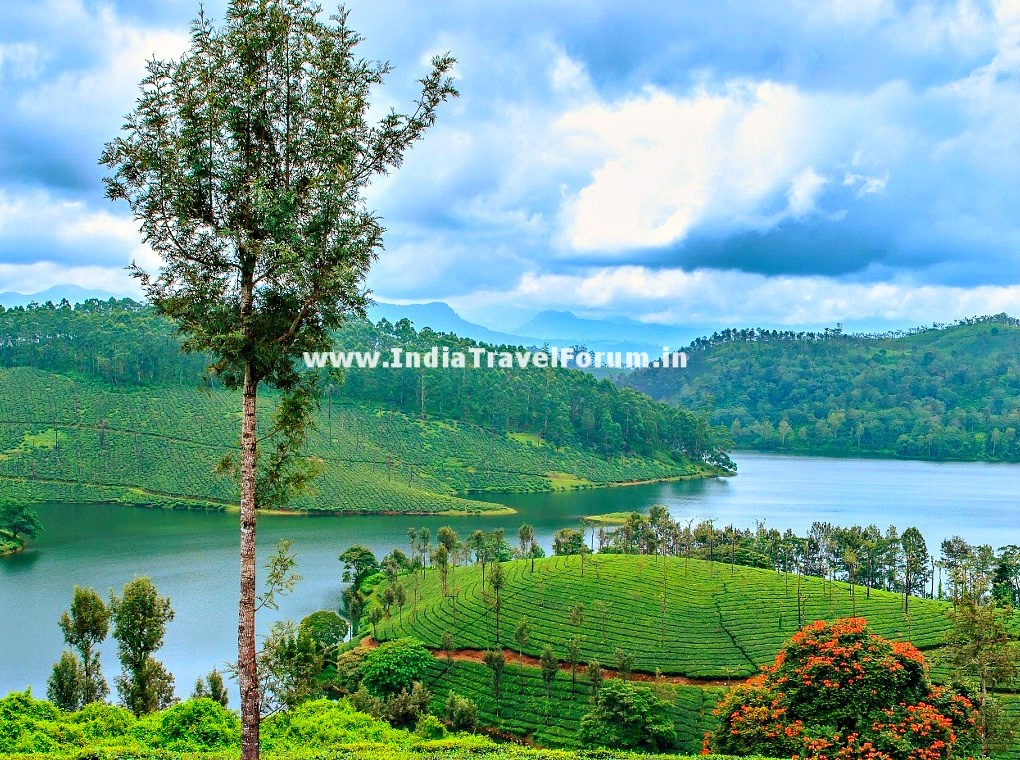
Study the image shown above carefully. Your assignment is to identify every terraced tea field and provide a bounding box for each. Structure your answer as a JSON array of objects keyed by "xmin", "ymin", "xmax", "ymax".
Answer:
[
  {"xmin": 0, "ymin": 368, "xmax": 705, "ymax": 513},
  {"xmin": 370, "ymin": 554, "xmax": 952, "ymax": 678},
  {"xmin": 420, "ymin": 658, "xmax": 724, "ymax": 750}
]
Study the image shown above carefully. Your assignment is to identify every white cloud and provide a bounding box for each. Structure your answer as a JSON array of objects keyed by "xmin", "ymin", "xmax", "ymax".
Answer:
[
  {"xmin": 459, "ymin": 265, "xmax": 1020, "ymax": 328},
  {"xmin": 0, "ymin": 189, "xmax": 138, "ymax": 247},
  {"xmin": 787, "ymin": 168, "xmax": 828, "ymax": 216},
  {"xmin": 555, "ymin": 80, "xmax": 862, "ymax": 252},
  {"xmin": 0, "ymin": 43, "xmax": 44, "ymax": 82},
  {"xmin": 16, "ymin": 13, "xmax": 189, "ymax": 134}
]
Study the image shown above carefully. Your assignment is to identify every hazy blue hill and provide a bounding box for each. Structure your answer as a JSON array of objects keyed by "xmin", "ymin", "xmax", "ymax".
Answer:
[
  {"xmin": 517, "ymin": 309, "xmax": 704, "ymax": 354},
  {"xmin": 367, "ymin": 300, "xmax": 527, "ymax": 345},
  {"xmin": 0, "ymin": 284, "xmax": 120, "ymax": 308}
]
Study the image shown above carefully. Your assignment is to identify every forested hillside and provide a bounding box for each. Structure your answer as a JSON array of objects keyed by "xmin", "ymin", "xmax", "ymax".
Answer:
[
  {"xmin": 0, "ymin": 301, "xmax": 730, "ymax": 512},
  {"xmin": 624, "ymin": 315, "xmax": 1020, "ymax": 461}
]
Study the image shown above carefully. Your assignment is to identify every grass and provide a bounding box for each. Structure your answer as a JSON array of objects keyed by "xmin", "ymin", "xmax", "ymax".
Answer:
[
  {"xmin": 371, "ymin": 554, "xmax": 953, "ymax": 679},
  {"xmin": 583, "ymin": 512, "xmax": 636, "ymax": 525},
  {"xmin": 544, "ymin": 472, "xmax": 594, "ymax": 490},
  {"xmin": 0, "ymin": 367, "xmax": 708, "ymax": 514}
]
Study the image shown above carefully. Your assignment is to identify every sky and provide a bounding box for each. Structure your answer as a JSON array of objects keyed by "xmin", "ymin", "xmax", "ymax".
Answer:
[{"xmin": 1, "ymin": 0, "xmax": 1019, "ymax": 332}]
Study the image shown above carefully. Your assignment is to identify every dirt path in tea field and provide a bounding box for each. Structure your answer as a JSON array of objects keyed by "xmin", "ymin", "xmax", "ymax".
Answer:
[{"xmin": 360, "ymin": 637, "xmax": 750, "ymax": 687}]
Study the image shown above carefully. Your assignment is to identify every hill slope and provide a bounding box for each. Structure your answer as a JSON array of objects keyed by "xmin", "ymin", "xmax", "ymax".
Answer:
[
  {"xmin": 364, "ymin": 554, "xmax": 956, "ymax": 750},
  {"xmin": 624, "ymin": 316, "xmax": 1020, "ymax": 461},
  {"xmin": 0, "ymin": 300, "xmax": 732, "ymax": 514},
  {"xmin": 0, "ymin": 367, "xmax": 708, "ymax": 513},
  {"xmin": 369, "ymin": 554, "xmax": 951, "ymax": 677}
]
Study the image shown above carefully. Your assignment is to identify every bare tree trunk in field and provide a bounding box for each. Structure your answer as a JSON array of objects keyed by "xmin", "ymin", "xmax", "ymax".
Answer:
[{"xmin": 239, "ymin": 363, "xmax": 260, "ymax": 760}]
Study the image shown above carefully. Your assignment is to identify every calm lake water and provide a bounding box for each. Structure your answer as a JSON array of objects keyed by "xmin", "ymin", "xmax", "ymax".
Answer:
[{"xmin": 2, "ymin": 452, "xmax": 1018, "ymax": 703}]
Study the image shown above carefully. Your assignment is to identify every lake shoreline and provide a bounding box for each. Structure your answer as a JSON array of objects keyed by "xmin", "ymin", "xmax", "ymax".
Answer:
[
  {"xmin": 730, "ymin": 446, "xmax": 1020, "ymax": 465},
  {"xmin": 6, "ymin": 465, "xmax": 726, "ymax": 519}
]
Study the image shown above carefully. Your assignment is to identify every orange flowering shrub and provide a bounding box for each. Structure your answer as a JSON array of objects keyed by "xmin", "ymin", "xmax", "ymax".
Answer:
[{"xmin": 712, "ymin": 618, "xmax": 979, "ymax": 760}]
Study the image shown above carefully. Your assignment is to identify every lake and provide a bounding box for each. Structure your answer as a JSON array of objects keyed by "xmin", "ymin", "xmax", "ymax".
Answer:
[{"xmin": 2, "ymin": 451, "xmax": 1018, "ymax": 703}]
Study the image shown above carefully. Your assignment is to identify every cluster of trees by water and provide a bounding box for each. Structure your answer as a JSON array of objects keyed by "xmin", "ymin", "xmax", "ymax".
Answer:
[
  {"xmin": 555, "ymin": 508, "xmax": 1020, "ymax": 608},
  {"xmin": 626, "ymin": 314, "xmax": 1020, "ymax": 462},
  {"xmin": 48, "ymin": 580, "xmax": 177, "ymax": 715},
  {"xmin": 342, "ymin": 516, "xmax": 1020, "ymax": 637},
  {"xmin": 0, "ymin": 301, "xmax": 732, "ymax": 470},
  {"xmin": 0, "ymin": 500, "xmax": 41, "ymax": 555}
]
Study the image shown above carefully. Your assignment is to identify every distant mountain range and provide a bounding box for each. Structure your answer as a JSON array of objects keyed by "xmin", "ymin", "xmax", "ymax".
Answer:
[
  {"xmin": 368, "ymin": 301, "xmax": 704, "ymax": 358},
  {"xmin": 515, "ymin": 310, "xmax": 705, "ymax": 353},
  {"xmin": 1, "ymin": 284, "xmax": 703, "ymax": 359},
  {"xmin": 0, "ymin": 285, "xmax": 120, "ymax": 308},
  {"xmin": 366, "ymin": 301, "xmax": 525, "ymax": 346}
]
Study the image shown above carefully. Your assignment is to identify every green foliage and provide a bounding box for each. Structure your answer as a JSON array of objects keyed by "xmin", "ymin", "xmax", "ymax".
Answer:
[
  {"xmin": 378, "ymin": 682, "xmax": 433, "ymax": 728},
  {"xmin": 0, "ymin": 690, "xmax": 63, "ymax": 754},
  {"xmin": 257, "ymin": 540, "xmax": 302, "ymax": 613},
  {"xmin": 712, "ymin": 618, "xmax": 980, "ymax": 760},
  {"xmin": 360, "ymin": 639, "xmax": 435, "ymax": 698},
  {"xmin": 298, "ymin": 610, "xmax": 349, "ymax": 656},
  {"xmin": 415, "ymin": 713, "xmax": 447, "ymax": 739},
  {"xmin": 340, "ymin": 546, "xmax": 381, "ymax": 587},
  {"xmin": 483, "ymin": 650, "xmax": 507, "ymax": 710},
  {"xmin": 423, "ymin": 657, "xmax": 720, "ymax": 752},
  {"xmin": 258, "ymin": 621, "xmax": 327, "ymax": 713},
  {"xmin": 942, "ymin": 601, "xmax": 1020, "ymax": 754},
  {"xmin": 110, "ymin": 577, "xmax": 175, "ymax": 716},
  {"xmin": 627, "ymin": 316, "xmax": 1020, "ymax": 462},
  {"xmin": 56, "ymin": 585, "xmax": 110, "ymax": 707},
  {"xmin": 260, "ymin": 698, "xmax": 410, "ymax": 750},
  {"xmin": 67, "ymin": 701, "xmax": 136, "ymax": 742},
  {"xmin": 331, "ymin": 647, "xmax": 370, "ymax": 696},
  {"xmin": 578, "ymin": 679, "xmax": 678, "ymax": 751},
  {"xmin": 552, "ymin": 529, "xmax": 587, "ymax": 556},
  {"xmin": 443, "ymin": 690, "xmax": 478, "ymax": 733},
  {"xmin": 0, "ymin": 502, "xmax": 42, "ymax": 541},
  {"xmin": 0, "ymin": 688, "xmax": 769, "ymax": 758},
  {"xmin": 46, "ymin": 653, "xmax": 84, "ymax": 712},
  {"xmin": 132, "ymin": 698, "xmax": 240, "ymax": 751},
  {"xmin": 192, "ymin": 670, "xmax": 230, "ymax": 708}
]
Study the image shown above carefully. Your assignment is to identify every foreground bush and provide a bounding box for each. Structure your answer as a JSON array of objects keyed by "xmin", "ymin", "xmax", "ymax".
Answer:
[
  {"xmin": 0, "ymin": 687, "xmax": 767, "ymax": 759},
  {"xmin": 712, "ymin": 618, "xmax": 979, "ymax": 760}
]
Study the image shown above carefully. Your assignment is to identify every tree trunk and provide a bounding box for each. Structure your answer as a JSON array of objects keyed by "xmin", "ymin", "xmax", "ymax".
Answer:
[{"xmin": 239, "ymin": 364, "xmax": 260, "ymax": 760}]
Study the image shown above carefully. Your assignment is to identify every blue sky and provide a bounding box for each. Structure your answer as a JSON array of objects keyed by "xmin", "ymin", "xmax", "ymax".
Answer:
[{"xmin": 1, "ymin": 0, "xmax": 1019, "ymax": 331}]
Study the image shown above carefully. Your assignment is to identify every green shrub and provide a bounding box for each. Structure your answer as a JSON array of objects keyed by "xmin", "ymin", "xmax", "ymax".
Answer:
[
  {"xmin": 360, "ymin": 638, "xmax": 433, "ymax": 697},
  {"xmin": 0, "ymin": 690, "xmax": 63, "ymax": 754},
  {"xmin": 132, "ymin": 697, "xmax": 240, "ymax": 751},
  {"xmin": 443, "ymin": 691, "xmax": 478, "ymax": 733},
  {"xmin": 579, "ymin": 680, "xmax": 678, "ymax": 751},
  {"xmin": 298, "ymin": 611, "xmax": 349, "ymax": 655},
  {"xmin": 67, "ymin": 702, "xmax": 136, "ymax": 741},
  {"xmin": 415, "ymin": 713, "xmax": 447, "ymax": 740},
  {"xmin": 330, "ymin": 647, "xmax": 369, "ymax": 695},
  {"xmin": 261, "ymin": 698, "xmax": 410, "ymax": 750}
]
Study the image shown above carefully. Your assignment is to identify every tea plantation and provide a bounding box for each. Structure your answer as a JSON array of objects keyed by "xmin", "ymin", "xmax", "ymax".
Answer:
[
  {"xmin": 370, "ymin": 554, "xmax": 953, "ymax": 677},
  {"xmin": 0, "ymin": 367, "xmax": 708, "ymax": 514}
]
